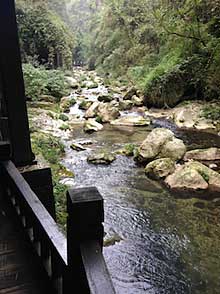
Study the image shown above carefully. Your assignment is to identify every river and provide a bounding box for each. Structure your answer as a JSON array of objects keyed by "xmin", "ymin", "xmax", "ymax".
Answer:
[{"xmin": 57, "ymin": 70, "xmax": 220, "ymax": 294}]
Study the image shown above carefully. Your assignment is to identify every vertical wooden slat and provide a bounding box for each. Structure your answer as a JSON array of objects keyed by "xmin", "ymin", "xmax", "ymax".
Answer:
[{"xmin": 0, "ymin": 0, "xmax": 34, "ymax": 165}]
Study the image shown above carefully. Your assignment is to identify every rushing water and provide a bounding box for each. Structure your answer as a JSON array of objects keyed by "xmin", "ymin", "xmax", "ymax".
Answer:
[{"xmin": 61, "ymin": 75, "xmax": 220, "ymax": 294}]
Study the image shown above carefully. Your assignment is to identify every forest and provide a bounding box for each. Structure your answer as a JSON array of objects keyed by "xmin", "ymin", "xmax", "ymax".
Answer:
[{"xmin": 16, "ymin": 0, "xmax": 220, "ymax": 109}]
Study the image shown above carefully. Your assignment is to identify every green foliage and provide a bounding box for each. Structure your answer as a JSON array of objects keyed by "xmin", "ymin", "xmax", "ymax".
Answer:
[
  {"xmin": 202, "ymin": 105, "xmax": 220, "ymax": 121},
  {"xmin": 59, "ymin": 113, "xmax": 69, "ymax": 121},
  {"xmin": 59, "ymin": 124, "xmax": 70, "ymax": 131},
  {"xmin": 31, "ymin": 132, "xmax": 65, "ymax": 164},
  {"xmin": 23, "ymin": 63, "xmax": 69, "ymax": 101},
  {"xmin": 72, "ymin": 0, "xmax": 220, "ymax": 107},
  {"xmin": 16, "ymin": 0, "xmax": 74, "ymax": 69}
]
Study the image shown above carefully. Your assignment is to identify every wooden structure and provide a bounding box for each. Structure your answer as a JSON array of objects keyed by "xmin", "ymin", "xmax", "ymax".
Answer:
[{"xmin": 0, "ymin": 1, "xmax": 116, "ymax": 293}]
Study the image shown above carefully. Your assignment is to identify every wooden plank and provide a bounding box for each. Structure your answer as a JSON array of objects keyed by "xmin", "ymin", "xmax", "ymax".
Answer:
[
  {"xmin": 81, "ymin": 241, "xmax": 116, "ymax": 294},
  {"xmin": 0, "ymin": 0, "xmax": 34, "ymax": 165},
  {"xmin": 2, "ymin": 161, "xmax": 67, "ymax": 265},
  {"xmin": 0, "ymin": 184, "xmax": 52, "ymax": 294}
]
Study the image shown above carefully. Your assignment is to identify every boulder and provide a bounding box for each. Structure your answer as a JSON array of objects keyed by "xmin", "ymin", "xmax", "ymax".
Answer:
[
  {"xmin": 70, "ymin": 143, "xmax": 87, "ymax": 151},
  {"xmin": 119, "ymin": 100, "xmax": 133, "ymax": 111},
  {"xmin": 98, "ymin": 94, "xmax": 113, "ymax": 103},
  {"xmin": 165, "ymin": 165, "xmax": 208, "ymax": 191},
  {"xmin": 159, "ymin": 138, "xmax": 186, "ymax": 161},
  {"xmin": 97, "ymin": 102, "xmax": 120, "ymax": 123},
  {"xmin": 123, "ymin": 87, "xmax": 137, "ymax": 100},
  {"xmin": 111, "ymin": 116, "xmax": 151, "ymax": 126},
  {"xmin": 132, "ymin": 95, "xmax": 144, "ymax": 106},
  {"xmin": 79, "ymin": 100, "xmax": 93, "ymax": 110},
  {"xmin": 85, "ymin": 101, "xmax": 100, "ymax": 118},
  {"xmin": 65, "ymin": 77, "xmax": 79, "ymax": 89},
  {"xmin": 83, "ymin": 81, "xmax": 98, "ymax": 89},
  {"xmin": 136, "ymin": 128, "xmax": 175, "ymax": 162},
  {"xmin": 184, "ymin": 147, "xmax": 220, "ymax": 161},
  {"xmin": 83, "ymin": 119, "xmax": 103, "ymax": 133},
  {"xmin": 145, "ymin": 158, "xmax": 175, "ymax": 179},
  {"xmin": 60, "ymin": 97, "xmax": 76, "ymax": 113},
  {"xmin": 165, "ymin": 161, "xmax": 220, "ymax": 192},
  {"xmin": 87, "ymin": 152, "xmax": 116, "ymax": 164}
]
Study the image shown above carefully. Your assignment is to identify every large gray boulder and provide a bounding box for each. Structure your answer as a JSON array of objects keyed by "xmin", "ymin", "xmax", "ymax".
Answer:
[
  {"xmin": 165, "ymin": 161, "xmax": 220, "ymax": 192},
  {"xmin": 97, "ymin": 102, "xmax": 120, "ymax": 123},
  {"xmin": 135, "ymin": 128, "xmax": 186, "ymax": 162},
  {"xmin": 159, "ymin": 138, "xmax": 186, "ymax": 161}
]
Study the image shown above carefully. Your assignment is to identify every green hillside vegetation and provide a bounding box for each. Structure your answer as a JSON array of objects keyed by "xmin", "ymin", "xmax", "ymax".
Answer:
[{"xmin": 70, "ymin": 0, "xmax": 220, "ymax": 107}]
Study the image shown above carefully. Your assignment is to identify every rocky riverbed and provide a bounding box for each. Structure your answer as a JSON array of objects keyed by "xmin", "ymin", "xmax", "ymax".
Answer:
[{"xmin": 28, "ymin": 68, "xmax": 220, "ymax": 294}]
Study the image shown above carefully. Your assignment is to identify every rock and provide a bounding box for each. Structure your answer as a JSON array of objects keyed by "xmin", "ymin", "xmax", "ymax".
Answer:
[
  {"xmin": 104, "ymin": 229, "xmax": 123, "ymax": 247},
  {"xmin": 98, "ymin": 94, "xmax": 113, "ymax": 103},
  {"xmin": 70, "ymin": 143, "xmax": 87, "ymax": 151},
  {"xmin": 165, "ymin": 161, "xmax": 220, "ymax": 192},
  {"xmin": 83, "ymin": 81, "xmax": 98, "ymax": 89},
  {"xmin": 159, "ymin": 138, "xmax": 186, "ymax": 161},
  {"xmin": 165, "ymin": 165, "xmax": 208, "ymax": 191},
  {"xmin": 173, "ymin": 107, "xmax": 197, "ymax": 128},
  {"xmin": 119, "ymin": 100, "xmax": 133, "ymax": 110},
  {"xmin": 85, "ymin": 102, "xmax": 100, "ymax": 118},
  {"xmin": 123, "ymin": 87, "xmax": 137, "ymax": 100},
  {"xmin": 65, "ymin": 76, "xmax": 79, "ymax": 89},
  {"xmin": 97, "ymin": 102, "xmax": 120, "ymax": 123},
  {"xmin": 136, "ymin": 128, "xmax": 176, "ymax": 162},
  {"xmin": 87, "ymin": 152, "xmax": 116, "ymax": 164},
  {"xmin": 59, "ymin": 178, "xmax": 75, "ymax": 186},
  {"xmin": 83, "ymin": 119, "xmax": 103, "ymax": 133},
  {"xmin": 79, "ymin": 100, "xmax": 93, "ymax": 110},
  {"xmin": 60, "ymin": 97, "xmax": 76, "ymax": 113},
  {"xmin": 184, "ymin": 148, "xmax": 220, "ymax": 161},
  {"xmin": 132, "ymin": 95, "xmax": 144, "ymax": 106},
  {"xmin": 111, "ymin": 115, "xmax": 151, "ymax": 126},
  {"xmin": 173, "ymin": 103, "xmax": 215, "ymax": 130},
  {"xmin": 145, "ymin": 158, "xmax": 175, "ymax": 179}
]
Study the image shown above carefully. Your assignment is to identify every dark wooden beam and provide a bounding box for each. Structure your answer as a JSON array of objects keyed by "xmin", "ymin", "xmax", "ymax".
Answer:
[
  {"xmin": 0, "ymin": 0, "xmax": 34, "ymax": 166},
  {"xmin": 67, "ymin": 187, "xmax": 115, "ymax": 294}
]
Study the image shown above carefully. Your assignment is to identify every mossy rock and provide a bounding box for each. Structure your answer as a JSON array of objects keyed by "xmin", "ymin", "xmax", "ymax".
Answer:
[{"xmin": 87, "ymin": 152, "xmax": 116, "ymax": 164}]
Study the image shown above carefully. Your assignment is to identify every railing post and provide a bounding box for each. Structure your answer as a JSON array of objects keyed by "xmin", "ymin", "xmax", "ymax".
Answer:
[{"xmin": 66, "ymin": 187, "xmax": 104, "ymax": 293}]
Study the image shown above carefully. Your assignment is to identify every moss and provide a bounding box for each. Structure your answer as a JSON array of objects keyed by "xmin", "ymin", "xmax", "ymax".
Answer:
[
  {"xmin": 31, "ymin": 131, "xmax": 74, "ymax": 230},
  {"xmin": 58, "ymin": 113, "xmax": 69, "ymax": 121},
  {"xmin": 59, "ymin": 124, "xmax": 70, "ymax": 131}
]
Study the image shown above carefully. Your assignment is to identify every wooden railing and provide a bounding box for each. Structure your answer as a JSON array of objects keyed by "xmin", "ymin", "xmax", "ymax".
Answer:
[{"xmin": 1, "ymin": 160, "xmax": 116, "ymax": 294}]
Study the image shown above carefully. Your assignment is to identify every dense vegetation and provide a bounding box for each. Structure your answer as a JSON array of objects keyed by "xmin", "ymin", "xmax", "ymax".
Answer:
[
  {"xmin": 16, "ymin": 0, "xmax": 74, "ymax": 69},
  {"xmin": 69, "ymin": 0, "xmax": 220, "ymax": 107}
]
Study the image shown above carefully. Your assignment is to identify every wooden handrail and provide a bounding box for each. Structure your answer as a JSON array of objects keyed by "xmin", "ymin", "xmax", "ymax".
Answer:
[
  {"xmin": 1, "ymin": 161, "xmax": 116, "ymax": 294},
  {"xmin": 1, "ymin": 160, "xmax": 67, "ymax": 293}
]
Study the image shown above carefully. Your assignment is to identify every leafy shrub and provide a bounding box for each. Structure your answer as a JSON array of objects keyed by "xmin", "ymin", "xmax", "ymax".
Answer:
[
  {"xmin": 202, "ymin": 105, "xmax": 220, "ymax": 120},
  {"xmin": 59, "ymin": 113, "xmax": 69, "ymax": 121},
  {"xmin": 23, "ymin": 63, "xmax": 70, "ymax": 101}
]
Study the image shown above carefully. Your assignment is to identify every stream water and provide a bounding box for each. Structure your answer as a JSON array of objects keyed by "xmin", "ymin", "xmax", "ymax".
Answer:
[{"xmin": 61, "ymin": 72, "xmax": 220, "ymax": 294}]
